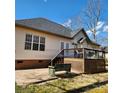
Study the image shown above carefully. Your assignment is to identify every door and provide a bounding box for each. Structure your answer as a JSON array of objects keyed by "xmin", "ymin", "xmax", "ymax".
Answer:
[
  {"xmin": 60, "ymin": 42, "xmax": 64, "ymax": 50},
  {"xmin": 60, "ymin": 42, "xmax": 69, "ymax": 49},
  {"xmin": 65, "ymin": 43, "xmax": 69, "ymax": 56}
]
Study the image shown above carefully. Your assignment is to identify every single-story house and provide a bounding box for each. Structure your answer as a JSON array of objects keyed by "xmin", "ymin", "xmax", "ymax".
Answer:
[{"xmin": 15, "ymin": 18, "xmax": 102, "ymax": 71}]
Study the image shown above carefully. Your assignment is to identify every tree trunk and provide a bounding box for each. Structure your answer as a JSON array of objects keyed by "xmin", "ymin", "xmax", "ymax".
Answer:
[{"xmin": 93, "ymin": 33, "xmax": 96, "ymax": 42}]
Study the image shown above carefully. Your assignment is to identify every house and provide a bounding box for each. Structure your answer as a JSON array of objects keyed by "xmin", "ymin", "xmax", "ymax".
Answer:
[
  {"xmin": 101, "ymin": 46, "xmax": 108, "ymax": 70},
  {"xmin": 15, "ymin": 18, "xmax": 101, "ymax": 70}
]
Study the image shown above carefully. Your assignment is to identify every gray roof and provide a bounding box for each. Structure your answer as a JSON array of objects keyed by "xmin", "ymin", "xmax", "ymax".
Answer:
[
  {"xmin": 15, "ymin": 18, "xmax": 100, "ymax": 46},
  {"xmin": 16, "ymin": 18, "xmax": 72, "ymax": 38}
]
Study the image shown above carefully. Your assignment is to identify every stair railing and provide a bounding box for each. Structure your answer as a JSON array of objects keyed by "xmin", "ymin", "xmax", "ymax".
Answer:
[{"xmin": 50, "ymin": 49, "xmax": 64, "ymax": 66}]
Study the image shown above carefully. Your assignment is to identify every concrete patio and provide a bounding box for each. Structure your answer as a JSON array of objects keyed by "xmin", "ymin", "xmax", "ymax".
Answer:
[
  {"xmin": 16, "ymin": 68, "xmax": 52, "ymax": 85},
  {"xmin": 16, "ymin": 68, "xmax": 107, "ymax": 86},
  {"xmin": 15, "ymin": 68, "xmax": 70, "ymax": 85}
]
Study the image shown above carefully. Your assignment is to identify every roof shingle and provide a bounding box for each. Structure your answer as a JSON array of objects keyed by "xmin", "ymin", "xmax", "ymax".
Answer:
[
  {"xmin": 15, "ymin": 18, "xmax": 100, "ymax": 46},
  {"xmin": 16, "ymin": 18, "xmax": 72, "ymax": 38}
]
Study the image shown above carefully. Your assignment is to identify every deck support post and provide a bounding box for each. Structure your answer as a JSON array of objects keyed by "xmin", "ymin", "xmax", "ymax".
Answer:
[{"xmin": 83, "ymin": 48, "xmax": 85, "ymax": 59}]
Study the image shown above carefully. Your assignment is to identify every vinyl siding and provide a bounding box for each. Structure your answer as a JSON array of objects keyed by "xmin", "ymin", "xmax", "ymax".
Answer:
[{"xmin": 15, "ymin": 26, "xmax": 73, "ymax": 60}]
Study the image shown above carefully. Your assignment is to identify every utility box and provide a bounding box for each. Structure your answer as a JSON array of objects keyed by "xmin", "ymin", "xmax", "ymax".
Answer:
[{"xmin": 48, "ymin": 66, "xmax": 55, "ymax": 77}]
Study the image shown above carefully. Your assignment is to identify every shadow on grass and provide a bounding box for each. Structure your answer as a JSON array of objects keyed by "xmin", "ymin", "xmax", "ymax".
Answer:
[
  {"xmin": 66, "ymin": 80, "xmax": 108, "ymax": 93},
  {"xmin": 31, "ymin": 72, "xmax": 80, "ymax": 85},
  {"xmin": 47, "ymin": 80, "xmax": 108, "ymax": 93},
  {"xmin": 30, "ymin": 77, "xmax": 58, "ymax": 84},
  {"xmin": 55, "ymin": 72, "xmax": 81, "ymax": 79},
  {"xmin": 25, "ymin": 72, "xmax": 80, "ymax": 86}
]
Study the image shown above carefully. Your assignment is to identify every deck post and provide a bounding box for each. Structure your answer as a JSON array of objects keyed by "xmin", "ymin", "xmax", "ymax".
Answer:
[
  {"xmin": 83, "ymin": 48, "xmax": 85, "ymax": 59},
  {"xmin": 95, "ymin": 50, "xmax": 99, "ymax": 59}
]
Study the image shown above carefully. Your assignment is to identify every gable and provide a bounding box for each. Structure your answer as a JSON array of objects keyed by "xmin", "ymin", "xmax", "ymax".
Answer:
[
  {"xmin": 72, "ymin": 31, "xmax": 85, "ymax": 43},
  {"xmin": 72, "ymin": 29, "xmax": 100, "ymax": 47}
]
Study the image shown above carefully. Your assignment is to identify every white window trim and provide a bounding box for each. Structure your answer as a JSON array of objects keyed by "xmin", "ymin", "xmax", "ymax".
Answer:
[
  {"xmin": 25, "ymin": 33, "xmax": 45, "ymax": 51},
  {"xmin": 24, "ymin": 33, "xmax": 33, "ymax": 50},
  {"xmin": 60, "ymin": 41, "xmax": 70, "ymax": 50}
]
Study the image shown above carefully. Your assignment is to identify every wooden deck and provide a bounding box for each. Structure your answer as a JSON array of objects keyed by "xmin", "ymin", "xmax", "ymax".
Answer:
[
  {"xmin": 49, "ymin": 48, "xmax": 106, "ymax": 74},
  {"xmin": 64, "ymin": 58, "xmax": 106, "ymax": 74},
  {"xmin": 64, "ymin": 58, "xmax": 84, "ymax": 73}
]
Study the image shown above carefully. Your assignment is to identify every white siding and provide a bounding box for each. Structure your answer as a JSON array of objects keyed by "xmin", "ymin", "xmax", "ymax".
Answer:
[{"xmin": 15, "ymin": 26, "xmax": 73, "ymax": 60}]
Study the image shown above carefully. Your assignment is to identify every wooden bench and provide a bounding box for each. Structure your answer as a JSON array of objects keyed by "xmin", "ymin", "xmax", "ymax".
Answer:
[{"xmin": 55, "ymin": 64, "xmax": 71, "ymax": 72}]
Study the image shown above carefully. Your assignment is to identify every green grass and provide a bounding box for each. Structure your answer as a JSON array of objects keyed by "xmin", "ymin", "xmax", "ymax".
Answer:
[
  {"xmin": 15, "ymin": 73, "xmax": 108, "ymax": 93},
  {"xmin": 16, "ymin": 79, "xmax": 108, "ymax": 93},
  {"xmin": 86, "ymin": 84, "xmax": 108, "ymax": 93},
  {"xmin": 16, "ymin": 80, "xmax": 71, "ymax": 93}
]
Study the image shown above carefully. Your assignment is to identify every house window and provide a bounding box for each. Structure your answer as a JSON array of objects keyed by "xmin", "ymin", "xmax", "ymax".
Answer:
[
  {"xmin": 66, "ymin": 43, "xmax": 69, "ymax": 49},
  {"xmin": 65, "ymin": 43, "xmax": 69, "ymax": 55},
  {"xmin": 40, "ymin": 37, "xmax": 45, "ymax": 51},
  {"xmin": 33, "ymin": 35, "xmax": 39, "ymax": 50},
  {"xmin": 24, "ymin": 34, "xmax": 45, "ymax": 51},
  {"xmin": 61, "ymin": 42, "xmax": 64, "ymax": 50},
  {"xmin": 25, "ymin": 34, "xmax": 32, "ymax": 50}
]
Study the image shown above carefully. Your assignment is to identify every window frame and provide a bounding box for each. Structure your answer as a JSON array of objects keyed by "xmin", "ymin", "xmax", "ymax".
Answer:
[
  {"xmin": 32, "ymin": 35, "xmax": 39, "ymax": 51},
  {"xmin": 24, "ymin": 34, "xmax": 45, "ymax": 51},
  {"xmin": 39, "ymin": 37, "xmax": 45, "ymax": 51},
  {"xmin": 60, "ymin": 42, "xmax": 64, "ymax": 50},
  {"xmin": 24, "ymin": 34, "xmax": 32, "ymax": 50}
]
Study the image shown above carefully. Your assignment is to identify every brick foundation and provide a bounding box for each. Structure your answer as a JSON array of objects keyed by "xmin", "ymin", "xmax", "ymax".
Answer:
[{"xmin": 15, "ymin": 59, "xmax": 50, "ymax": 70}]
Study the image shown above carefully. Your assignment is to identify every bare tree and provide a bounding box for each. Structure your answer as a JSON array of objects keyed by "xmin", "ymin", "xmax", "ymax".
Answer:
[
  {"xmin": 84, "ymin": 0, "xmax": 101, "ymax": 42},
  {"xmin": 63, "ymin": 0, "xmax": 107, "ymax": 45},
  {"xmin": 63, "ymin": 14, "xmax": 83, "ymax": 31},
  {"xmin": 71, "ymin": 15, "xmax": 83, "ymax": 30},
  {"xmin": 66, "ymin": 0, "xmax": 103, "ymax": 42}
]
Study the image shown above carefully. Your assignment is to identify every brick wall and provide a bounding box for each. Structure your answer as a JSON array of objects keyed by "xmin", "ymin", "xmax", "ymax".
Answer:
[{"xmin": 15, "ymin": 60, "xmax": 50, "ymax": 70}]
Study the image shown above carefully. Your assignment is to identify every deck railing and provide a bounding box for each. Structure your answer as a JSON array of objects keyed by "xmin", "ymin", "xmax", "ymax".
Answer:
[
  {"xmin": 50, "ymin": 48, "xmax": 106, "ymax": 66},
  {"xmin": 64, "ymin": 48, "xmax": 84, "ymax": 58},
  {"xmin": 50, "ymin": 49, "xmax": 64, "ymax": 66},
  {"xmin": 50, "ymin": 48, "xmax": 84, "ymax": 66},
  {"xmin": 83, "ymin": 48, "xmax": 105, "ymax": 59}
]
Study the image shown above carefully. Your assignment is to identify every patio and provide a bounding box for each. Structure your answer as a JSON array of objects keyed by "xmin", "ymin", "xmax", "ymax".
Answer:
[
  {"xmin": 16, "ymin": 68, "xmax": 75, "ymax": 86},
  {"xmin": 16, "ymin": 68, "xmax": 107, "ymax": 86},
  {"xmin": 16, "ymin": 68, "xmax": 52, "ymax": 85}
]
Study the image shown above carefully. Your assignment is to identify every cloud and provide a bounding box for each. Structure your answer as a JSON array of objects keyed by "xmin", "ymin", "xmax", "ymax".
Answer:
[
  {"xmin": 103, "ymin": 25, "xmax": 108, "ymax": 32},
  {"xmin": 62, "ymin": 19, "xmax": 72, "ymax": 28},
  {"xmin": 86, "ymin": 30, "xmax": 100, "ymax": 36},
  {"xmin": 86, "ymin": 22, "xmax": 107, "ymax": 36},
  {"xmin": 86, "ymin": 30, "xmax": 92, "ymax": 36},
  {"xmin": 96, "ymin": 21, "xmax": 104, "ymax": 30},
  {"xmin": 95, "ymin": 31, "xmax": 100, "ymax": 35},
  {"xmin": 89, "ymin": 21, "xmax": 107, "ymax": 36},
  {"xmin": 43, "ymin": 0, "xmax": 47, "ymax": 2}
]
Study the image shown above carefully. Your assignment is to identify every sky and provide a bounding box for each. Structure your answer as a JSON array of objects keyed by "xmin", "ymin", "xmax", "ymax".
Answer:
[
  {"xmin": 16, "ymin": 0, "xmax": 86, "ymax": 23},
  {"xmin": 16, "ymin": 0, "xmax": 108, "ymax": 46}
]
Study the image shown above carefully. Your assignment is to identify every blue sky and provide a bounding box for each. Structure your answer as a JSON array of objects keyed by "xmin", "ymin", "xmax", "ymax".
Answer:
[
  {"xmin": 16, "ymin": 0, "xmax": 108, "ymax": 46},
  {"xmin": 16, "ymin": 0, "xmax": 86, "ymax": 23},
  {"xmin": 16, "ymin": 0, "xmax": 108, "ymax": 23}
]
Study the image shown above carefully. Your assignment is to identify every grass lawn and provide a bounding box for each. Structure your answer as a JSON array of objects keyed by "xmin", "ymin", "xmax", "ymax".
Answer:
[
  {"xmin": 16, "ymin": 73, "xmax": 108, "ymax": 93},
  {"xmin": 86, "ymin": 84, "xmax": 108, "ymax": 93}
]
